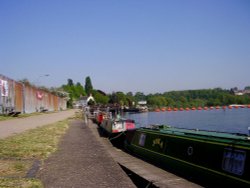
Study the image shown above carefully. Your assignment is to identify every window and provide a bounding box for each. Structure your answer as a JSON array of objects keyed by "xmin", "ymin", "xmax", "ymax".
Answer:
[{"xmin": 222, "ymin": 148, "xmax": 246, "ymax": 176}]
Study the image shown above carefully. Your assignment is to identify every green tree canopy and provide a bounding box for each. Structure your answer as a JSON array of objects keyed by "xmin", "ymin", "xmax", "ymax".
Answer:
[
  {"xmin": 92, "ymin": 90, "xmax": 109, "ymax": 104},
  {"xmin": 60, "ymin": 79, "xmax": 250, "ymax": 108},
  {"xmin": 85, "ymin": 76, "xmax": 93, "ymax": 95},
  {"xmin": 62, "ymin": 79, "xmax": 86, "ymax": 108},
  {"xmin": 67, "ymin": 79, "xmax": 74, "ymax": 86}
]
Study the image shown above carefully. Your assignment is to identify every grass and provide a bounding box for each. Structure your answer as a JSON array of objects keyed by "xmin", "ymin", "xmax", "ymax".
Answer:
[
  {"xmin": 0, "ymin": 111, "xmax": 56, "ymax": 121},
  {"xmin": 0, "ymin": 120, "xmax": 68, "ymax": 159},
  {"xmin": 0, "ymin": 178, "xmax": 42, "ymax": 188},
  {"xmin": 0, "ymin": 159, "xmax": 33, "ymax": 177},
  {"xmin": 0, "ymin": 119, "xmax": 70, "ymax": 187},
  {"xmin": 0, "ymin": 115, "xmax": 13, "ymax": 121}
]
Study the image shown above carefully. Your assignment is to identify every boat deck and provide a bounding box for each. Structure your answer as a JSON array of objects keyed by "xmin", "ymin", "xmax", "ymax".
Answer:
[
  {"xmin": 141, "ymin": 126, "xmax": 250, "ymax": 144},
  {"xmin": 89, "ymin": 121, "xmax": 202, "ymax": 188}
]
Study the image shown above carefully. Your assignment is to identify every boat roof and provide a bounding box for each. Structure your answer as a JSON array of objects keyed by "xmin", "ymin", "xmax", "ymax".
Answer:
[
  {"xmin": 139, "ymin": 125, "xmax": 250, "ymax": 146},
  {"xmin": 114, "ymin": 118, "xmax": 134, "ymax": 122}
]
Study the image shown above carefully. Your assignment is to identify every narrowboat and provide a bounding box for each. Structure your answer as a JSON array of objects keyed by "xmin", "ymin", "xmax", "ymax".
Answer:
[
  {"xmin": 125, "ymin": 125, "xmax": 250, "ymax": 187},
  {"xmin": 100, "ymin": 117, "xmax": 136, "ymax": 135}
]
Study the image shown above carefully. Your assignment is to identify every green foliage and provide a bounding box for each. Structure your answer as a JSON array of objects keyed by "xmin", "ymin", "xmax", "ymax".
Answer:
[
  {"xmin": 160, "ymin": 89, "xmax": 250, "ymax": 107},
  {"xmin": 144, "ymin": 88, "xmax": 250, "ymax": 108},
  {"xmin": 109, "ymin": 92, "xmax": 126, "ymax": 105},
  {"xmin": 116, "ymin": 92, "xmax": 127, "ymax": 106},
  {"xmin": 92, "ymin": 90, "xmax": 109, "ymax": 104},
  {"xmin": 67, "ymin": 79, "xmax": 74, "ymax": 86},
  {"xmin": 126, "ymin": 92, "xmax": 135, "ymax": 106},
  {"xmin": 0, "ymin": 121, "xmax": 68, "ymax": 188},
  {"xmin": 0, "ymin": 121, "xmax": 69, "ymax": 159},
  {"xmin": 147, "ymin": 95, "xmax": 167, "ymax": 107},
  {"xmin": 85, "ymin": 76, "xmax": 93, "ymax": 95},
  {"xmin": 75, "ymin": 82, "xmax": 86, "ymax": 98},
  {"xmin": 62, "ymin": 79, "xmax": 86, "ymax": 108},
  {"xmin": 91, "ymin": 88, "xmax": 250, "ymax": 107},
  {"xmin": 61, "ymin": 77, "xmax": 250, "ymax": 108},
  {"xmin": 244, "ymin": 86, "xmax": 250, "ymax": 90},
  {"xmin": 134, "ymin": 92, "xmax": 146, "ymax": 101},
  {"xmin": 108, "ymin": 92, "xmax": 136, "ymax": 106},
  {"xmin": 0, "ymin": 178, "xmax": 43, "ymax": 188}
]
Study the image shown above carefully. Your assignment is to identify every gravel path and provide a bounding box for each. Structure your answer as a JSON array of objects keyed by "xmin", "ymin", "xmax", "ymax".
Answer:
[
  {"xmin": 0, "ymin": 110, "xmax": 76, "ymax": 139},
  {"xmin": 37, "ymin": 119, "xmax": 136, "ymax": 188}
]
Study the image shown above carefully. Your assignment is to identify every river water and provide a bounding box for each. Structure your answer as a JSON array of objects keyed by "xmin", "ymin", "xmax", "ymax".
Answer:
[{"xmin": 124, "ymin": 108, "xmax": 250, "ymax": 135}]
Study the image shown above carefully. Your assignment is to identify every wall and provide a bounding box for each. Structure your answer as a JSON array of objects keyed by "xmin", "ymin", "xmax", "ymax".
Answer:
[{"xmin": 0, "ymin": 74, "xmax": 67, "ymax": 114}]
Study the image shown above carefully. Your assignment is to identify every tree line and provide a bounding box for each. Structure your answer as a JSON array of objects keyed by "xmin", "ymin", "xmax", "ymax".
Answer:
[
  {"xmin": 146, "ymin": 88, "xmax": 250, "ymax": 108},
  {"xmin": 60, "ymin": 77, "xmax": 250, "ymax": 108}
]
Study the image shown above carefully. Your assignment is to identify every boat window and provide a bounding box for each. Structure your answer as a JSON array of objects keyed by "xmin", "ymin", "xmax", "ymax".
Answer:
[
  {"xmin": 139, "ymin": 133, "xmax": 146, "ymax": 147},
  {"xmin": 222, "ymin": 148, "xmax": 246, "ymax": 176}
]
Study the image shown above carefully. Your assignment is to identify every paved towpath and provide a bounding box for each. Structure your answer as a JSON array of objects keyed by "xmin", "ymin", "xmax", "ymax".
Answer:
[
  {"xmin": 88, "ymin": 121, "xmax": 202, "ymax": 188},
  {"xmin": 38, "ymin": 119, "xmax": 136, "ymax": 188},
  {"xmin": 0, "ymin": 110, "xmax": 76, "ymax": 139}
]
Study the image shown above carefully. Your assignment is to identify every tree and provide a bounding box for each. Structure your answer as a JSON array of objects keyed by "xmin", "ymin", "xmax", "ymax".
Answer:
[
  {"xmin": 116, "ymin": 92, "xmax": 127, "ymax": 106},
  {"xmin": 126, "ymin": 92, "xmax": 135, "ymax": 106},
  {"xmin": 62, "ymin": 80, "xmax": 74, "ymax": 108},
  {"xmin": 67, "ymin": 79, "xmax": 74, "ymax": 86},
  {"xmin": 85, "ymin": 76, "xmax": 93, "ymax": 95},
  {"xmin": 166, "ymin": 97, "xmax": 174, "ymax": 107},
  {"xmin": 126, "ymin": 92, "xmax": 133, "ymax": 97},
  {"xmin": 75, "ymin": 82, "xmax": 86, "ymax": 98},
  {"xmin": 147, "ymin": 95, "xmax": 167, "ymax": 107},
  {"xmin": 61, "ymin": 79, "xmax": 87, "ymax": 108},
  {"xmin": 134, "ymin": 92, "xmax": 145, "ymax": 102},
  {"xmin": 109, "ymin": 92, "xmax": 118, "ymax": 104},
  {"xmin": 92, "ymin": 90, "xmax": 109, "ymax": 104}
]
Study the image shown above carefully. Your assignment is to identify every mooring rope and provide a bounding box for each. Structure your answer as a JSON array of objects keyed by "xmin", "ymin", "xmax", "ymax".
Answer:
[{"xmin": 109, "ymin": 131, "xmax": 125, "ymax": 141}]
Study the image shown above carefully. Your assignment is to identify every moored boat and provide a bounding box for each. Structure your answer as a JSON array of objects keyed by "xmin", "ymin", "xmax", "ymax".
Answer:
[
  {"xmin": 125, "ymin": 125, "xmax": 250, "ymax": 187},
  {"xmin": 100, "ymin": 116, "xmax": 136, "ymax": 135}
]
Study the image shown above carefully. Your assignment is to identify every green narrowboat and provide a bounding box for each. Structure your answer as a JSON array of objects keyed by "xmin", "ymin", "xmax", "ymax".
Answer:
[{"xmin": 125, "ymin": 125, "xmax": 250, "ymax": 187}]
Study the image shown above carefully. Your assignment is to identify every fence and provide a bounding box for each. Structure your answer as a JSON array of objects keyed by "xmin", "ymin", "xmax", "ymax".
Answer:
[{"xmin": 0, "ymin": 74, "xmax": 67, "ymax": 114}]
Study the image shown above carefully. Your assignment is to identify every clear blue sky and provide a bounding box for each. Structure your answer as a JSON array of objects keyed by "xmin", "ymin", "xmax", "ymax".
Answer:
[{"xmin": 1, "ymin": 0, "xmax": 249, "ymax": 94}]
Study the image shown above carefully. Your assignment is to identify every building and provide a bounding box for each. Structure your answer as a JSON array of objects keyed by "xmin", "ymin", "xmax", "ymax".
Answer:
[
  {"xmin": 137, "ymin": 100, "xmax": 148, "ymax": 112},
  {"xmin": 76, "ymin": 94, "xmax": 95, "ymax": 108},
  {"xmin": 0, "ymin": 74, "xmax": 67, "ymax": 114}
]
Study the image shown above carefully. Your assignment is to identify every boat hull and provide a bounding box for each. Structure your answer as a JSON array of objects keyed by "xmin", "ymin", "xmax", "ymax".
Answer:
[
  {"xmin": 125, "ymin": 127, "xmax": 250, "ymax": 187},
  {"xmin": 100, "ymin": 118, "xmax": 136, "ymax": 135},
  {"xmin": 99, "ymin": 118, "xmax": 135, "ymax": 147}
]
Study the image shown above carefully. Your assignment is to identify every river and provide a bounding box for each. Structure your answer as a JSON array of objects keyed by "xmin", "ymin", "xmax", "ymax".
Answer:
[{"xmin": 124, "ymin": 108, "xmax": 250, "ymax": 135}]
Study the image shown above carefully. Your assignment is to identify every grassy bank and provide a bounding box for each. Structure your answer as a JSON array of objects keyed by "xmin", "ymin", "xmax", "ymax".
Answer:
[
  {"xmin": 0, "ymin": 111, "xmax": 55, "ymax": 121},
  {"xmin": 0, "ymin": 120, "xmax": 70, "ymax": 188}
]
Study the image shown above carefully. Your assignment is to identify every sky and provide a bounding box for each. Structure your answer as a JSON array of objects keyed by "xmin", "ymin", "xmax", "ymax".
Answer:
[{"xmin": 0, "ymin": 0, "xmax": 250, "ymax": 94}]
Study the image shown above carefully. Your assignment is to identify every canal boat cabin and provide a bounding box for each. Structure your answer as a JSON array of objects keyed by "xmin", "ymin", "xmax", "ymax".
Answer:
[
  {"xmin": 100, "ymin": 117, "xmax": 136, "ymax": 135},
  {"xmin": 125, "ymin": 125, "xmax": 250, "ymax": 187}
]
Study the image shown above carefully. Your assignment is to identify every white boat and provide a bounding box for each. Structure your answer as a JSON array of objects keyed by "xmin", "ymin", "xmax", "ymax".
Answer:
[{"xmin": 100, "ymin": 117, "xmax": 136, "ymax": 135}]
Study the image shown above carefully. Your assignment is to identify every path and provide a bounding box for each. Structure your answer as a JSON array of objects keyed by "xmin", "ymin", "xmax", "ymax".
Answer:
[
  {"xmin": 0, "ymin": 110, "xmax": 76, "ymax": 139},
  {"xmin": 38, "ymin": 120, "xmax": 136, "ymax": 188}
]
